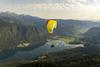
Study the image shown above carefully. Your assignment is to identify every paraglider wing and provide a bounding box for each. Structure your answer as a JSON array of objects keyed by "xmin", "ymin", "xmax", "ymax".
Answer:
[
  {"xmin": 46, "ymin": 20, "xmax": 57, "ymax": 34},
  {"xmin": 54, "ymin": 21, "xmax": 57, "ymax": 29}
]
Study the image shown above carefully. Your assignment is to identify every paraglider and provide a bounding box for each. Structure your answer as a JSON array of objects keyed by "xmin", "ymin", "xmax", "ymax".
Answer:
[{"xmin": 46, "ymin": 20, "xmax": 57, "ymax": 34}]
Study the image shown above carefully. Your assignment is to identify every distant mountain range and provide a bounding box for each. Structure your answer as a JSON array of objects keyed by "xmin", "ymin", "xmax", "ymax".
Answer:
[
  {"xmin": 0, "ymin": 12, "xmax": 100, "ymax": 50},
  {"xmin": 83, "ymin": 27, "xmax": 100, "ymax": 47}
]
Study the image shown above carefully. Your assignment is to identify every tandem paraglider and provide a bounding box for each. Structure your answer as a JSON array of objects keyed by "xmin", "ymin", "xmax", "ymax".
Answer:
[{"xmin": 46, "ymin": 20, "xmax": 57, "ymax": 34}]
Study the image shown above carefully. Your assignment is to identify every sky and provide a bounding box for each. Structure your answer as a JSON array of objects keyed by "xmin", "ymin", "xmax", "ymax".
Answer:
[{"xmin": 0, "ymin": 0, "xmax": 100, "ymax": 20}]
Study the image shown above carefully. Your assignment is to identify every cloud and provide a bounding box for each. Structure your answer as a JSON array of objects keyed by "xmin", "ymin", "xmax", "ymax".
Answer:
[
  {"xmin": 0, "ymin": 0, "xmax": 66, "ymax": 4},
  {"xmin": 0, "ymin": 0, "xmax": 100, "ymax": 20},
  {"xmin": 0, "ymin": 0, "xmax": 99, "ymax": 5},
  {"xmin": 0, "ymin": 0, "xmax": 100, "ymax": 8},
  {"xmin": 0, "ymin": 0, "xmax": 34, "ymax": 4}
]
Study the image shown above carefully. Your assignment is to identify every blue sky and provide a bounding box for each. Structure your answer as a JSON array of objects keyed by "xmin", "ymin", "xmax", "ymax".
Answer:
[{"xmin": 0, "ymin": 0, "xmax": 100, "ymax": 20}]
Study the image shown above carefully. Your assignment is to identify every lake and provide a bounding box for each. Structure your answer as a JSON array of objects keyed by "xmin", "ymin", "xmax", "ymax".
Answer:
[{"xmin": 0, "ymin": 40, "xmax": 84, "ymax": 63}]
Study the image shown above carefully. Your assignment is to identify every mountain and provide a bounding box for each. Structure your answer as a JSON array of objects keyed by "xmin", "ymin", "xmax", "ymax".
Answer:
[
  {"xmin": 1, "ymin": 12, "xmax": 100, "ymax": 36},
  {"xmin": 83, "ymin": 27, "xmax": 100, "ymax": 47},
  {"xmin": 0, "ymin": 12, "xmax": 100, "ymax": 50},
  {"xmin": 0, "ymin": 12, "xmax": 48, "ymax": 50},
  {"xmin": 0, "ymin": 22, "xmax": 49, "ymax": 50}
]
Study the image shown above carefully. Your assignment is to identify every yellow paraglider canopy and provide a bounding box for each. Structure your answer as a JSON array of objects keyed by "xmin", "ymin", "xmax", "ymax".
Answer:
[{"xmin": 46, "ymin": 20, "xmax": 57, "ymax": 34}]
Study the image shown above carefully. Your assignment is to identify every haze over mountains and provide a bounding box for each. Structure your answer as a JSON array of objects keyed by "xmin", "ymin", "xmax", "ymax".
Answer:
[{"xmin": 0, "ymin": 12, "xmax": 100, "ymax": 50}]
